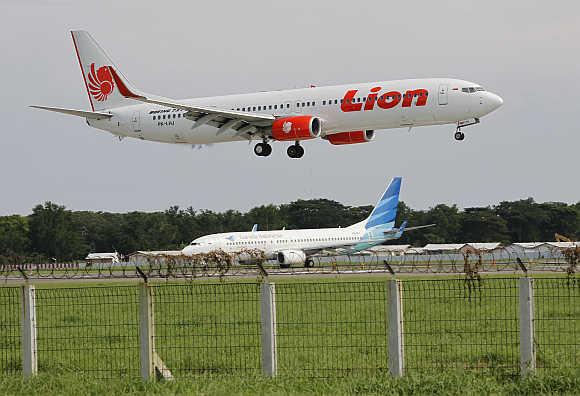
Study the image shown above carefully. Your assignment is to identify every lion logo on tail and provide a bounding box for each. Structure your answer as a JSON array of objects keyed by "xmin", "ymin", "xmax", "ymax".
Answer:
[{"xmin": 87, "ymin": 63, "xmax": 114, "ymax": 102}]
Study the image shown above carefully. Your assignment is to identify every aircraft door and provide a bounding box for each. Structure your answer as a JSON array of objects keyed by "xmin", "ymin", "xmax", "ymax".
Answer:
[
  {"xmin": 438, "ymin": 84, "xmax": 448, "ymax": 105},
  {"xmin": 131, "ymin": 111, "xmax": 141, "ymax": 132}
]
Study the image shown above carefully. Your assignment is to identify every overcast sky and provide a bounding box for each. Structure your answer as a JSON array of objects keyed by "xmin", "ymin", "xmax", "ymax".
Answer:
[{"xmin": 1, "ymin": 0, "xmax": 578, "ymax": 216}]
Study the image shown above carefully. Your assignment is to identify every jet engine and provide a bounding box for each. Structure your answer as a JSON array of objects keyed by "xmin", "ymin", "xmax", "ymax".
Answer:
[
  {"xmin": 277, "ymin": 249, "xmax": 307, "ymax": 267},
  {"xmin": 271, "ymin": 116, "xmax": 321, "ymax": 141},
  {"xmin": 326, "ymin": 130, "xmax": 375, "ymax": 145}
]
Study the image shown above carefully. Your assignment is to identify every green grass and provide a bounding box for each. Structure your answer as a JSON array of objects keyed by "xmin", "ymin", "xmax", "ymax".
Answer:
[
  {"xmin": 1, "ymin": 371, "xmax": 580, "ymax": 395},
  {"xmin": 0, "ymin": 276, "xmax": 578, "ymax": 381}
]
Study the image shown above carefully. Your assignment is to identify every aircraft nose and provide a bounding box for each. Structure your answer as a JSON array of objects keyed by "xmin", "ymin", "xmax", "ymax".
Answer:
[
  {"xmin": 489, "ymin": 92, "xmax": 503, "ymax": 111},
  {"xmin": 181, "ymin": 246, "xmax": 193, "ymax": 256}
]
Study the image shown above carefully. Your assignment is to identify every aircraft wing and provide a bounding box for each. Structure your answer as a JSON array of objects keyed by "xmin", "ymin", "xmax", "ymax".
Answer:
[
  {"xmin": 303, "ymin": 244, "xmax": 358, "ymax": 257},
  {"xmin": 108, "ymin": 67, "xmax": 275, "ymax": 138},
  {"xmin": 30, "ymin": 106, "xmax": 112, "ymax": 120}
]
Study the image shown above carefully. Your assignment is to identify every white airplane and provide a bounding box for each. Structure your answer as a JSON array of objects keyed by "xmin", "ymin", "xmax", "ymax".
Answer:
[
  {"xmin": 32, "ymin": 31, "xmax": 503, "ymax": 159},
  {"xmin": 181, "ymin": 177, "xmax": 431, "ymax": 267}
]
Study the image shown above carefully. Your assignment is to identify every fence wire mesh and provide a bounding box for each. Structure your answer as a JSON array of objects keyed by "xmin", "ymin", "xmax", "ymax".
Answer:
[
  {"xmin": 0, "ymin": 276, "xmax": 579, "ymax": 379},
  {"xmin": 0, "ymin": 287, "xmax": 21, "ymax": 374},
  {"xmin": 35, "ymin": 286, "xmax": 139, "ymax": 378},
  {"xmin": 275, "ymin": 281, "xmax": 388, "ymax": 377},
  {"xmin": 534, "ymin": 277, "xmax": 580, "ymax": 371},
  {"xmin": 152, "ymin": 283, "xmax": 262, "ymax": 376},
  {"xmin": 0, "ymin": 245, "xmax": 575, "ymax": 281},
  {"xmin": 402, "ymin": 278, "xmax": 519, "ymax": 373}
]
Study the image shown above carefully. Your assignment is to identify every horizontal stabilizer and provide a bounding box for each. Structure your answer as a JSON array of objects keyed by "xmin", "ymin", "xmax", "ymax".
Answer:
[
  {"xmin": 30, "ymin": 106, "xmax": 112, "ymax": 120},
  {"xmin": 404, "ymin": 224, "xmax": 436, "ymax": 232},
  {"xmin": 383, "ymin": 222, "xmax": 434, "ymax": 235}
]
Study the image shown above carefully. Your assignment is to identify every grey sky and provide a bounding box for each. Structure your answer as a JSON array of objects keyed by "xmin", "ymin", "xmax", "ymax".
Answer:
[{"xmin": 1, "ymin": 0, "xmax": 578, "ymax": 216}]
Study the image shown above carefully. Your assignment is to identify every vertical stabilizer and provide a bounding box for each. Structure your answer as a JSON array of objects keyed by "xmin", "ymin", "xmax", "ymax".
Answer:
[
  {"xmin": 348, "ymin": 177, "xmax": 402, "ymax": 231},
  {"xmin": 71, "ymin": 30, "xmax": 137, "ymax": 111}
]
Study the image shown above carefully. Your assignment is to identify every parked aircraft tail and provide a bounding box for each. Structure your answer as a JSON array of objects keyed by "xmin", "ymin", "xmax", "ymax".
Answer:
[{"xmin": 348, "ymin": 177, "xmax": 402, "ymax": 231}]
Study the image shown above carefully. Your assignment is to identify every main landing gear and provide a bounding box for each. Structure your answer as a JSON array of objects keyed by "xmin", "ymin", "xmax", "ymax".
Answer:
[
  {"xmin": 254, "ymin": 141, "xmax": 272, "ymax": 157},
  {"xmin": 254, "ymin": 140, "xmax": 305, "ymax": 158},
  {"xmin": 287, "ymin": 142, "xmax": 304, "ymax": 159}
]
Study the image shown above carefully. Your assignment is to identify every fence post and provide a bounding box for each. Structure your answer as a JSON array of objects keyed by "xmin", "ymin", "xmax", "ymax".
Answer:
[
  {"xmin": 139, "ymin": 283, "xmax": 155, "ymax": 380},
  {"xmin": 21, "ymin": 284, "xmax": 37, "ymax": 377},
  {"xmin": 388, "ymin": 279, "xmax": 404, "ymax": 377},
  {"xmin": 260, "ymin": 281, "xmax": 277, "ymax": 377},
  {"xmin": 519, "ymin": 277, "xmax": 535, "ymax": 376}
]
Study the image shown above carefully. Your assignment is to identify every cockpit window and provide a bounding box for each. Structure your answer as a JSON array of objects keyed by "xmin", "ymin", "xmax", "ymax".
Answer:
[
  {"xmin": 189, "ymin": 242, "xmax": 199, "ymax": 246},
  {"xmin": 462, "ymin": 86, "xmax": 486, "ymax": 93}
]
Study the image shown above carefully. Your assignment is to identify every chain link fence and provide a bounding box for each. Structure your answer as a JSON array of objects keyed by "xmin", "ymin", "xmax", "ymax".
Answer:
[
  {"xmin": 403, "ymin": 278, "xmax": 519, "ymax": 373},
  {"xmin": 35, "ymin": 286, "xmax": 140, "ymax": 378},
  {"xmin": 153, "ymin": 283, "xmax": 262, "ymax": 377},
  {"xmin": 534, "ymin": 277, "xmax": 580, "ymax": 371},
  {"xmin": 0, "ymin": 245, "xmax": 577, "ymax": 281},
  {"xmin": 0, "ymin": 276, "xmax": 578, "ymax": 379},
  {"xmin": 276, "ymin": 282, "xmax": 388, "ymax": 377},
  {"xmin": 0, "ymin": 287, "xmax": 21, "ymax": 374}
]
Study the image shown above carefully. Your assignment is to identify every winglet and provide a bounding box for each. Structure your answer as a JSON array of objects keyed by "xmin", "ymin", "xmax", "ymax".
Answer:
[{"xmin": 251, "ymin": 224, "xmax": 258, "ymax": 232}]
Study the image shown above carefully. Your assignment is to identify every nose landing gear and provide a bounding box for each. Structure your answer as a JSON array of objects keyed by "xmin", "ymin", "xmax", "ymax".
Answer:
[
  {"xmin": 454, "ymin": 118, "xmax": 479, "ymax": 141},
  {"xmin": 287, "ymin": 142, "xmax": 304, "ymax": 158}
]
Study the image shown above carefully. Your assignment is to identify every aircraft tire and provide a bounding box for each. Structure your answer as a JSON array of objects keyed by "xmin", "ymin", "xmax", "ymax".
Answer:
[
  {"xmin": 287, "ymin": 145, "xmax": 298, "ymax": 158},
  {"xmin": 254, "ymin": 143, "xmax": 271, "ymax": 156}
]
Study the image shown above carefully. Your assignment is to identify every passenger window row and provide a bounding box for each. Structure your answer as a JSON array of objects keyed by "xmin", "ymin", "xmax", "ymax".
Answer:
[
  {"xmin": 225, "ymin": 236, "xmax": 357, "ymax": 246},
  {"xmin": 152, "ymin": 90, "xmax": 431, "ymax": 120},
  {"xmin": 153, "ymin": 113, "xmax": 183, "ymax": 120},
  {"xmin": 226, "ymin": 91, "xmax": 429, "ymax": 112}
]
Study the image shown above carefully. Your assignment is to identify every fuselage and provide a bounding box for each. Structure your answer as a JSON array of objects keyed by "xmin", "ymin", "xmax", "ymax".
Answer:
[
  {"xmin": 181, "ymin": 226, "xmax": 366, "ymax": 259},
  {"xmin": 89, "ymin": 78, "xmax": 503, "ymax": 145}
]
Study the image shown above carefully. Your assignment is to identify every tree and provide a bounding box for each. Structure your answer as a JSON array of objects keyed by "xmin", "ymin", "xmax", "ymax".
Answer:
[
  {"xmin": 0, "ymin": 215, "xmax": 30, "ymax": 254},
  {"xmin": 495, "ymin": 198, "xmax": 547, "ymax": 242},
  {"xmin": 461, "ymin": 207, "xmax": 510, "ymax": 243},
  {"xmin": 29, "ymin": 202, "xmax": 88, "ymax": 261},
  {"xmin": 281, "ymin": 199, "xmax": 348, "ymax": 229}
]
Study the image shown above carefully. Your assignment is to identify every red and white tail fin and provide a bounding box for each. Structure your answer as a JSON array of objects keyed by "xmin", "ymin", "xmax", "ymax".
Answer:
[{"xmin": 71, "ymin": 30, "xmax": 139, "ymax": 111}]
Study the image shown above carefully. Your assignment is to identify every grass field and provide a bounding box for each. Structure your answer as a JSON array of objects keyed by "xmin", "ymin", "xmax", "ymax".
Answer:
[
  {"xmin": 0, "ymin": 275, "xmax": 578, "ymax": 385},
  {"xmin": 1, "ymin": 371, "xmax": 580, "ymax": 395}
]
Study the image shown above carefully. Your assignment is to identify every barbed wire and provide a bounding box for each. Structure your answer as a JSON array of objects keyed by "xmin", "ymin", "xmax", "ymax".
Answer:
[{"xmin": 0, "ymin": 246, "xmax": 577, "ymax": 281}]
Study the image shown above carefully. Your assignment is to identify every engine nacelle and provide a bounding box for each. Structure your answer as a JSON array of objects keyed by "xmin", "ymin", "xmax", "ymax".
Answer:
[
  {"xmin": 271, "ymin": 116, "xmax": 321, "ymax": 141},
  {"xmin": 326, "ymin": 130, "xmax": 375, "ymax": 145},
  {"xmin": 277, "ymin": 249, "xmax": 307, "ymax": 266}
]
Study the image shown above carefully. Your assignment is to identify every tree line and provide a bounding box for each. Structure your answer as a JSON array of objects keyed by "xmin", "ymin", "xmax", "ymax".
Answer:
[{"xmin": 0, "ymin": 198, "xmax": 578, "ymax": 263}]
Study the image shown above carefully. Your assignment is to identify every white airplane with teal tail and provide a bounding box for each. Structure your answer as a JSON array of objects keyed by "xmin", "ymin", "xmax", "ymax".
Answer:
[{"xmin": 181, "ymin": 177, "xmax": 433, "ymax": 267}]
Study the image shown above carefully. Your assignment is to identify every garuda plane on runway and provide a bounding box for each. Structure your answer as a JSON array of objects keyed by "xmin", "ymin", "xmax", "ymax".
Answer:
[{"xmin": 182, "ymin": 177, "xmax": 432, "ymax": 267}]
